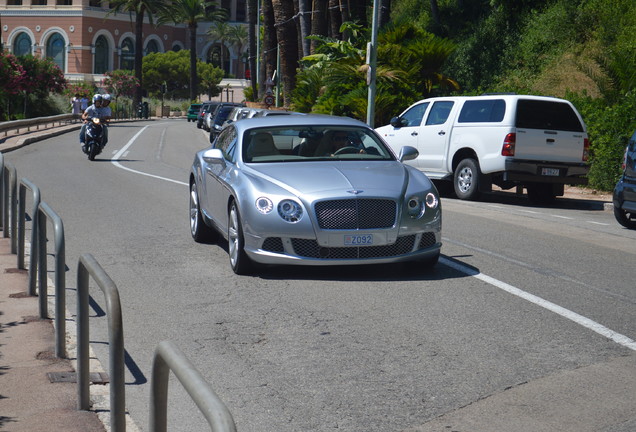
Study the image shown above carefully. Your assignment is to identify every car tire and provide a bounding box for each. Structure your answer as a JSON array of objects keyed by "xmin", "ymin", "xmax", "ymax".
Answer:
[
  {"xmin": 454, "ymin": 158, "xmax": 481, "ymax": 200},
  {"xmin": 613, "ymin": 205, "xmax": 636, "ymax": 229},
  {"xmin": 190, "ymin": 182, "xmax": 218, "ymax": 243},
  {"xmin": 228, "ymin": 201, "xmax": 254, "ymax": 275}
]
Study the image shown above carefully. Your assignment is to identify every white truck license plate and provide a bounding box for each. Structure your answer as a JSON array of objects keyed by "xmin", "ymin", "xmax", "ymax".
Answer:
[{"xmin": 541, "ymin": 167, "xmax": 560, "ymax": 176}]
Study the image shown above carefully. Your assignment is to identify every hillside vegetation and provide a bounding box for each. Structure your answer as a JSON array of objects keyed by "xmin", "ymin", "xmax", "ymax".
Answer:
[{"xmin": 391, "ymin": 0, "xmax": 636, "ymax": 191}]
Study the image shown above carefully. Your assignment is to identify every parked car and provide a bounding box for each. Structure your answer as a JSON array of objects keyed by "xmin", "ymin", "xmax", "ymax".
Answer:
[
  {"xmin": 613, "ymin": 130, "xmax": 636, "ymax": 229},
  {"xmin": 217, "ymin": 106, "xmax": 249, "ymax": 130},
  {"xmin": 189, "ymin": 114, "xmax": 442, "ymax": 275},
  {"xmin": 207, "ymin": 103, "xmax": 245, "ymax": 142},
  {"xmin": 376, "ymin": 94, "xmax": 590, "ymax": 203},
  {"xmin": 187, "ymin": 103, "xmax": 201, "ymax": 122},
  {"xmin": 197, "ymin": 102, "xmax": 220, "ymax": 129}
]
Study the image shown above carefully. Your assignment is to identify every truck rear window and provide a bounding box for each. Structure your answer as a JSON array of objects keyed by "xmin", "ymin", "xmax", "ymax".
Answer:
[
  {"xmin": 515, "ymin": 99, "xmax": 584, "ymax": 132},
  {"xmin": 458, "ymin": 99, "xmax": 506, "ymax": 123}
]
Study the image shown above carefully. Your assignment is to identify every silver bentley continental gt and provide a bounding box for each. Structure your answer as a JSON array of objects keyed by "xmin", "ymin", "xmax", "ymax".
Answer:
[{"xmin": 189, "ymin": 114, "xmax": 442, "ymax": 275}]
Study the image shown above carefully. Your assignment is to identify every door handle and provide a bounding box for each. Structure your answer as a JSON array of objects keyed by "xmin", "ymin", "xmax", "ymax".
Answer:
[
  {"xmin": 546, "ymin": 139, "xmax": 555, "ymax": 143},
  {"xmin": 438, "ymin": 131, "xmax": 446, "ymax": 136},
  {"xmin": 411, "ymin": 131, "xmax": 418, "ymax": 136}
]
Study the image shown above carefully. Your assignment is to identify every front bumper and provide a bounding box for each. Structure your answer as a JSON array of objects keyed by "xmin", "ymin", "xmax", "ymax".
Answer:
[{"xmin": 243, "ymin": 229, "xmax": 442, "ymax": 266}]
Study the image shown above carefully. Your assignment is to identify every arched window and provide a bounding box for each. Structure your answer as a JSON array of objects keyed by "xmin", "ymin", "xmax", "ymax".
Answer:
[
  {"xmin": 172, "ymin": 44, "xmax": 182, "ymax": 52},
  {"xmin": 206, "ymin": 44, "xmax": 229, "ymax": 73},
  {"xmin": 120, "ymin": 38, "xmax": 135, "ymax": 70},
  {"xmin": 145, "ymin": 39, "xmax": 160, "ymax": 55},
  {"xmin": 94, "ymin": 35, "xmax": 109, "ymax": 74},
  {"xmin": 46, "ymin": 33, "xmax": 65, "ymax": 71},
  {"xmin": 13, "ymin": 32, "xmax": 32, "ymax": 56}
]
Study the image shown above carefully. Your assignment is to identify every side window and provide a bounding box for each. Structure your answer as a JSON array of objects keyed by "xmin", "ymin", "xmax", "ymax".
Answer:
[
  {"xmin": 425, "ymin": 101, "xmax": 454, "ymax": 126},
  {"xmin": 215, "ymin": 126, "xmax": 238, "ymax": 162},
  {"xmin": 458, "ymin": 99, "xmax": 506, "ymax": 123},
  {"xmin": 400, "ymin": 102, "xmax": 429, "ymax": 127}
]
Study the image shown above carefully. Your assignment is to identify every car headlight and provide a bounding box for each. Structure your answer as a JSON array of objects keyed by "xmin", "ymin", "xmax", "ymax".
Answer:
[
  {"xmin": 425, "ymin": 192, "xmax": 439, "ymax": 209},
  {"xmin": 407, "ymin": 196, "xmax": 425, "ymax": 218},
  {"xmin": 278, "ymin": 199, "xmax": 303, "ymax": 223},
  {"xmin": 255, "ymin": 197, "xmax": 273, "ymax": 214}
]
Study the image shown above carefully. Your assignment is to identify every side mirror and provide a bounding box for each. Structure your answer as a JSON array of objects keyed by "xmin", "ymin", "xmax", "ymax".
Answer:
[
  {"xmin": 390, "ymin": 116, "xmax": 404, "ymax": 128},
  {"xmin": 202, "ymin": 148, "xmax": 225, "ymax": 165},
  {"xmin": 398, "ymin": 146, "xmax": 419, "ymax": 162}
]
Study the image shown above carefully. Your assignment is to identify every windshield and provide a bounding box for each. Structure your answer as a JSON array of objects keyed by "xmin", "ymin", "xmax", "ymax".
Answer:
[{"xmin": 242, "ymin": 126, "xmax": 395, "ymax": 163}]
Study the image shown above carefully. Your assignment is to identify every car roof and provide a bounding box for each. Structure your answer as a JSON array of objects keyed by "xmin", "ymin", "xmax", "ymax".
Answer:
[{"xmin": 232, "ymin": 114, "xmax": 369, "ymax": 135}]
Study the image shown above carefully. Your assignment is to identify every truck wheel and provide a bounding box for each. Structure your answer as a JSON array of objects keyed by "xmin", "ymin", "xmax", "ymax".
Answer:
[
  {"xmin": 454, "ymin": 158, "xmax": 481, "ymax": 200},
  {"xmin": 527, "ymin": 183, "xmax": 556, "ymax": 204}
]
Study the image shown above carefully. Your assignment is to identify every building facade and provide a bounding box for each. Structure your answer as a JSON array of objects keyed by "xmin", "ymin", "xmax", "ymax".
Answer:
[{"xmin": 1, "ymin": 0, "xmax": 248, "ymax": 84}]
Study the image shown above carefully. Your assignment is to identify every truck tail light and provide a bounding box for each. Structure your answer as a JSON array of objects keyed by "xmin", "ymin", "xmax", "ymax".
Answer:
[
  {"xmin": 501, "ymin": 133, "xmax": 515, "ymax": 156},
  {"xmin": 621, "ymin": 145, "xmax": 627, "ymax": 170},
  {"xmin": 582, "ymin": 138, "xmax": 590, "ymax": 162}
]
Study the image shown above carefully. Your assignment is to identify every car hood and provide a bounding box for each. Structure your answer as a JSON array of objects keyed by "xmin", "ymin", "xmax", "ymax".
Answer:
[{"xmin": 245, "ymin": 162, "xmax": 412, "ymax": 198}]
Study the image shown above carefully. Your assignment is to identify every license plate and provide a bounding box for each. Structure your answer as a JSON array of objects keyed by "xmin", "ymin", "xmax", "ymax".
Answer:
[
  {"xmin": 344, "ymin": 234, "xmax": 373, "ymax": 245},
  {"xmin": 541, "ymin": 167, "xmax": 560, "ymax": 176}
]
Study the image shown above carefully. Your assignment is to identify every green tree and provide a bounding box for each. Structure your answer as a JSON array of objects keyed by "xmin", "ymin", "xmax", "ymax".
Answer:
[
  {"xmin": 142, "ymin": 50, "xmax": 223, "ymax": 99},
  {"xmin": 158, "ymin": 0, "xmax": 227, "ymax": 101},
  {"xmin": 109, "ymin": 0, "xmax": 166, "ymax": 107},
  {"xmin": 292, "ymin": 21, "xmax": 457, "ymax": 125}
]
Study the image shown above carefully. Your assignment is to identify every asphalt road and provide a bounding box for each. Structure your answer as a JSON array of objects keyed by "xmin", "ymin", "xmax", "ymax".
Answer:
[{"xmin": 5, "ymin": 119, "xmax": 636, "ymax": 432}]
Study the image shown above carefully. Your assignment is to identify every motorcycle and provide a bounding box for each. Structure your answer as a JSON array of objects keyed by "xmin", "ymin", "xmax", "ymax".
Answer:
[{"xmin": 84, "ymin": 117, "xmax": 106, "ymax": 161}]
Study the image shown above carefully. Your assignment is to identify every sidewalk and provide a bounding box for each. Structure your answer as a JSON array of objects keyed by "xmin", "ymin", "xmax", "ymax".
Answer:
[{"xmin": 0, "ymin": 236, "xmax": 106, "ymax": 431}]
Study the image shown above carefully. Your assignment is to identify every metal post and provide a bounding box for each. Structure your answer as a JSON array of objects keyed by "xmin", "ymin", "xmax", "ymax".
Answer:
[
  {"xmin": 366, "ymin": 0, "xmax": 380, "ymax": 128},
  {"xmin": 37, "ymin": 202, "xmax": 66, "ymax": 358},
  {"xmin": 150, "ymin": 340, "xmax": 237, "ymax": 432},
  {"xmin": 77, "ymin": 254, "xmax": 126, "ymax": 432},
  {"xmin": 18, "ymin": 179, "xmax": 40, "ymax": 297}
]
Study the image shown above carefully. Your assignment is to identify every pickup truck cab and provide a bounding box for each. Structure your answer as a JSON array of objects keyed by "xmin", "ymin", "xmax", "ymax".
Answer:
[{"xmin": 376, "ymin": 94, "xmax": 590, "ymax": 202}]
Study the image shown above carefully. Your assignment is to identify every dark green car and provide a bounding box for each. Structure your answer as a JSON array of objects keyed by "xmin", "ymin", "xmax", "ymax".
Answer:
[{"xmin": 187, "ymin": 103, "xmax": 202, "ymax": 122}]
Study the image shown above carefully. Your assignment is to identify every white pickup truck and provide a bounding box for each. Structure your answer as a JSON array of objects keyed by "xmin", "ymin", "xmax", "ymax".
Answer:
[{"xmin": 375, "ymin": 94, "xmax": 590, "ymax": 202}]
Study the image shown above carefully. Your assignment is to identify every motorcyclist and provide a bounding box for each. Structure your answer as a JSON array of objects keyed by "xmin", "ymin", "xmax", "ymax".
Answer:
[{"xmin": 80, "ymin": 94, "xmax": 109, "ymax": 153}]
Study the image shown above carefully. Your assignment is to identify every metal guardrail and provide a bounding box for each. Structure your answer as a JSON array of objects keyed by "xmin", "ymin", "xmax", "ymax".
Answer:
[
  {"xmin": 150, "ymin": 340, "xmax": 237, "ymax": 432},
  {"xmin": 1, "ymin": 149, "xmax": 238, "ymax": 432},
  {"xmin": 37, "ymin": 201, "xmax": 66, "ymax": 358},
  {"xmin": 77, "ymin": 253, "xmax": 126, "ymax": 432},
  {"xmin": 0, "ymin": 114, "xmax": 80, "ymax": 137}
]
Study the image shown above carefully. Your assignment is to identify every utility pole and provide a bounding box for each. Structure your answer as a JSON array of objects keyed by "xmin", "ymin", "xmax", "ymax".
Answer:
[{"xmin": 366, "ymin": 0, "xmax": 380, "ymax": 127}]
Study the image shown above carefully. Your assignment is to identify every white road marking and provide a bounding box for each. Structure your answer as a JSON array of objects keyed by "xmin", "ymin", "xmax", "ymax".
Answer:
[
  {"xmin": 110, "ymin": 126, "xmax": 188, "ymax": 186},
  {"xmin": 440, "ymin": 256, "xmax": 636, "ymax": 351},
  {"xmin": 587, "ymin": 221, "xmax": 610, "ymax": 226}
]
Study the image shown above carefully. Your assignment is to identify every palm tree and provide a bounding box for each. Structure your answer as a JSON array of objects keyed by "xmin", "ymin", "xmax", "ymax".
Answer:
[
  {"xmin": 109, "ymin": 0, "xmax": 165, "ymax": 106},
  {"xmin": 228, "ymin": 24, "xmax": 248, "ymax": 78},
  {"xmin": 246, "ymin": 0, "xmax": 258, "ymax": 97},
  {"xmin": 271, "ymin": 0, "xmax": 298, "ymax": 106},
  {"xmin": 207, "ymin": 21, "xmax": 232, "ymax": 74},
  {"xmin": 158, "ymin": 0, "xmax": 227, "ymax": 102}
]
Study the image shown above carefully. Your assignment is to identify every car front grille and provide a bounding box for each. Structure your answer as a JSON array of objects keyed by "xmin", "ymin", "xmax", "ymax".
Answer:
[
  {"xmin": 314, "ymin": 199, "xmax": 396, "ymax": 229},
  {"xmin": 284, "ymin": 233, "xmax": 438, "ymax": 259}
]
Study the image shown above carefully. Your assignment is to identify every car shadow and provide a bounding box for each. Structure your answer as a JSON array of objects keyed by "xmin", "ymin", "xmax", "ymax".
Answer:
[{"xmin": 435, "ymin": 183, "xmax": 609, "ymax": 212}]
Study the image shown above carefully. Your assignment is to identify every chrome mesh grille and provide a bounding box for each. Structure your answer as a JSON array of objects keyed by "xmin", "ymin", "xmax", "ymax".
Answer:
[
  {"xmin": 419, "ymin": 232, "xmax": 437, "ymax": 249},
  {"xmin": 291, "ymin": 235, "xmax": 417, "ymax": 259},
  {"xmin": 314, "ymin": 199, "xmax": 396, "ymax": 230},
  {"xmin": 262, "ymin": 237, "xmax": 284, "ymax": 253}
]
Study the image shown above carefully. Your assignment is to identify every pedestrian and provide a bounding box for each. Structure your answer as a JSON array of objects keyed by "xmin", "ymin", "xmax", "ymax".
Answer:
[
  {"xmin": 71, "ymin": 93, "xmax": 82, "ymax": 115},
  {"xmin": 80, "ymin": 94, "xmax": 89, "ymax": 111}
]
